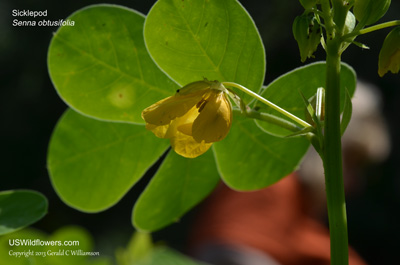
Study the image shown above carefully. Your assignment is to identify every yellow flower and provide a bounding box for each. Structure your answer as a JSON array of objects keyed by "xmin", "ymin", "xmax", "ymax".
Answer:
[{"xmin": 142, "ymin": 79, "xmax": 233, "ymax": 158}]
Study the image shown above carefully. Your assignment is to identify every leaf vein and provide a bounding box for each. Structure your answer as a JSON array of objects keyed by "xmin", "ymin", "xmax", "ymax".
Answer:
[
  {"xmin": 53, "ymin": 34, "xmax": 169, "ymax": 96},
  {"xmin": 237, "ymin": 121, "xmax": 292, "ymax": 165},
  {"xmin": 49, "ymin": 131, "xmax": 148, "ymax": 167}
]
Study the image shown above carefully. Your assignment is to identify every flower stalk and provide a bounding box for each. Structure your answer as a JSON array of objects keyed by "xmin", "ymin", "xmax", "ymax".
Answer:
[{"xmin": 222, "ymin": 82, "xmax": 312, "ymax": 128}]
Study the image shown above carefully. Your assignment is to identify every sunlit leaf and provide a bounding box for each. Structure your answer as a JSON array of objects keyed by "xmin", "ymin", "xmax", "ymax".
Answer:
[
  {"xmin": 213, "ymin": 113, "xmax": 309, "ymax": 190},
  {"xmin": 116, "ymin": 232, "xmax": 153, "ymax": 265},
  {"xmin": 133, "ymin": 150, "xmax": 219, "ymax": 231},
  {"xmin": 144, "ymin": 0, "xmax": 265, "ymax": 102},
  {"xmin": 48, "ymin": 5, "xmax": 179, "ymax": 124},
  {"xmin": 254, "ymin": 62, "xmax": 356, "ymax": 137},
  {"xmin": 47, "ymin": 109, "xmax": 168, "ymax": 212}
]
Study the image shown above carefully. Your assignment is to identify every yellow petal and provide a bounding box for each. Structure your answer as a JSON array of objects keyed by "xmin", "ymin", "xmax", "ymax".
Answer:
[
  {"xmin": 192, "ymin": 92, "xmax": 232, "ymax": 143},
  {"xmin": 141, "ymin": 79, "xmax": 231, "ymax": 158},
  {"xmin": 177, "ymin": 123, "xmax": 193, "ymax": 136},
  {"xmin": 165, "ymin": 107, "xmax": 212, "ymax": 158},
  {"xmin": 141, "ymin": 91, "xmax": 204, "ymax": 126},
  {"xmin": 170, "ymin": 130, "xmax": 212, "ymax": 158},
  {"xmin": 145, "ymin": 123, "xmax": 170, "ymax": 138},
  {"xmin": 174, "ymin": 106, "xmax": 199, "ymax": 136},
  {"xmin": 146, "ymin": 105, "xmax": 199, "ymax": 139}
]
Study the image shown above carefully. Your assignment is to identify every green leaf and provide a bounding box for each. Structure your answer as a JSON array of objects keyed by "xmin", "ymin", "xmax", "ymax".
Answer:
[
  {"xmin": 140, "ymin": 247, "xmax": 209, "ymax": 265},
  {"xmin": 117, "ymin": 232, "xmax": 207, "ymax": 265},
  {"xmin": 116, "ymin": 232, "xmax": 154, "ymax": 265},
  {"xmin": 298, "ymin": 90, "xmax": 323, "ymax": 155},
  {"xmin": 213, "ymin": 113, "xmax": 309, "ymax": 190},
  {"xmin": 341, "ymin": 89, "xmax": 353, "ymax": 136},
  {"xmin": 353, "ymin": 0, "xmax": 391, "ymax": 26},
  {"xmin": 47, "ymin": 227, "xmax": 94, "ymax": 265},
  {"xmin": 0, "ymin": 228, "xmax": 47, "ymax": 265},
  {"xmin": 0, "ymin": 190, "xmax": 47, "ymax": 235},
  {"xmin": 47, "ymin": 109, "xmax": 168, "ymax": 212},
  {"xmin": 254, "ymin": 62, "xmax": 356, "ymax": 137},
  {"xmin": 133, "ymin": 150, "xmax": 220, "ymax": 231},
  {"xmin": 48, "ymin": 4, "xmax": 179, "ymax": 124},
  {"xmin": 144, "ymin": 0, "xmax": 265, "ymax": 102},
  {"xmin": 299, "ymin": 89, "xmax": 316, "ymax": 119},
  {"xmin": 352, "ymin": 41, "xmax": 370, "ymax": 50}
]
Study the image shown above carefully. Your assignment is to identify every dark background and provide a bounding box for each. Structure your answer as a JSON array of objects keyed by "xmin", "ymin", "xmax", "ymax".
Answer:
[{"xmin": 1, "ymin": 0, "xmax": 399, "ymax": 264}]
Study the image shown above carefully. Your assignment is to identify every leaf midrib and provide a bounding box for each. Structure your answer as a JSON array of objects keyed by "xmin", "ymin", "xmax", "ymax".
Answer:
[{"xmin": 174, "ymin": 0, "xmax": 228, "ymax": 80}]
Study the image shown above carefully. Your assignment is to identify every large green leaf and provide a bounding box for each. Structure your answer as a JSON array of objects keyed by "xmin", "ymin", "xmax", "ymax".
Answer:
[
  {"xmin": 48, "ymin": 5, "xmax": 179, "ymax": 124},
  {"xmin": 255, "ymin": 62, "xmax": 357, "ymax": 137},
  {"xmin": 213, "ymin": 113, "xmax": 309, "ymax": 190},
  {"xmin": 144, "ymin": 0, "xmax": 265, "ymax": 102},
  {"xmin": 133, "ymin": 150, "xmax": 220, "ymax": 231},
  {"xmin": 47, "ymin": 109, "xmax": 168, "ymax": 212},
  {"xmin": 0, "ymin": 190, "xmax": 48, "ymax": 235}
]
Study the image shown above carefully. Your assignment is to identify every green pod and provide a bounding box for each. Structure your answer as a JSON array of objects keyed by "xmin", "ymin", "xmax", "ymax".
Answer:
[
  {"xmin": 353, "ymin": 0, "xmax": 391, "ymax": 25},
  {"xmin": 299, "ymin": 0, "xmax": 318, "ymax": 10},
  {"xmin": 293, "ymin": 13, "xmax": 321, "ymax": 62},
  {"xmin": 378, "ymin": 27, "xmax": 400, "ymax": 77}
]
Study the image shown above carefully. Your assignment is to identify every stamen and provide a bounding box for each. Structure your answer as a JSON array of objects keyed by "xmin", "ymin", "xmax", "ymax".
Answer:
[{"xmin": 197, "ymin": 100, "xmax": 208, "ymax": 112}]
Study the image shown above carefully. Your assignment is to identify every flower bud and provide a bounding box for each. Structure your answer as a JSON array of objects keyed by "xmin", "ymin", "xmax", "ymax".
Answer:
[
  {"xmin": 343, "ymin": 11, "xmax": 356, "ymax": 35},
  {"xmin": 299, "ymin": 0, "xmax": 318, "ymax": 10},
  {"xmin": 353, "ymin": 0, "xmax": 391, "ymax": 25},
  {"xmin": 378, "ymin": 27, "xmax": 400, "ymax": 77},
  {"xmin": 293, "ymin": 13, "xmax": 321, "ymax": 62}
]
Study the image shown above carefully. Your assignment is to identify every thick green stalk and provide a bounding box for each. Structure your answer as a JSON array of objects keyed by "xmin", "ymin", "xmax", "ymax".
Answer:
[
  {"xmin": 324, "ymin": 39, "xmax": 349, "ymax": 265},
  {"xmin": 319, "ymin": 1, "xmax": 350, "ymax": 264}
]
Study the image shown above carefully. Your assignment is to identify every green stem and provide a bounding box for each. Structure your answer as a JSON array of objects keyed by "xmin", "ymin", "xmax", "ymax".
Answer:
[
  {"xmin": 241, "ymin": 109, "xmax": 302, "ymax": 132},
  {"xmin": 320, "ymin": 0, "xmax": 334, "ymax": 33},
  {"xmin": 222, "ymin": 82, "xmax": 312, "ymax": 128},
  {"xmin": 310, "ymin": 8, "xmax": 325, "ymax": 19},
  {"xmin": 324, "ymin": 40, "xmax": 349, "ymax": 265},
  {"xmin": 342, "ymin": 20, "xmax": 400, "ymax": 41}
]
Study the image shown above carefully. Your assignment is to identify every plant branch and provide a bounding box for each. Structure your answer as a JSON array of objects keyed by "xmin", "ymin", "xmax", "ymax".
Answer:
[
  {"xmin": 222, "ymin": 82, "xmax": 312, "ymax": 128},
  {"xmin": 342, "ymin": 20, "xmax": 400, "ymax": 41}
]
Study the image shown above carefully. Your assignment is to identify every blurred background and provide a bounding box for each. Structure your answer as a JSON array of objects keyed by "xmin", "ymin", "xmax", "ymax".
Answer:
[{"xmin": 1, "ymin": 0, "xmax": 399, "ymax": 264}]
